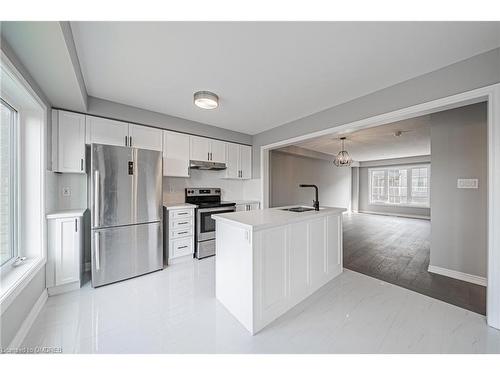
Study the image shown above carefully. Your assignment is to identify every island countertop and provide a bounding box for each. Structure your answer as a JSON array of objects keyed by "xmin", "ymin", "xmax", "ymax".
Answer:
[{"xmin": 212, "ymin": 206, "xmax": 346, "ymax": 231}]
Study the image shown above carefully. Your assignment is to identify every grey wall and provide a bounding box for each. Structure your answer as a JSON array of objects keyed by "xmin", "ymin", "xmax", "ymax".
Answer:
[
  {"xmin": 252, "ymin": 47, "xmax": 500, "ymax": 177},
  {"xmin": 357, "ymin": 156, "xmax": 432, "ymax": 218},
  {"xmin": 0, "ymin": 40, "xmax": 52, "ymax": 347},
  {"xmin": 85, "ymin": 96, "xmax": 252, "ymax": 145},
  {"xmin": 270, "ymin": 150, "xmax": 351, "ymax": 210},
  {"xmin": 430, "ymin": 102, "xmax": 487, "ymax": 278}
]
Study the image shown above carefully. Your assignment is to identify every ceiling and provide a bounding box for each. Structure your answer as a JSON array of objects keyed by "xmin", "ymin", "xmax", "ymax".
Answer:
[
  {"xmin": 70, "ymin": 22, "xmax": 500, "ymax": 135},
  {"xmin": 294, "ymin": 115, "xmax": 431, "ymax": 161}
]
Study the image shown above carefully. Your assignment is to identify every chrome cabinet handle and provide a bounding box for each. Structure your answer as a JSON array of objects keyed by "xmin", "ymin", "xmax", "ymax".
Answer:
[
  {"xmin": 94, "ymin": 170, "xmax": 100, "ymax": 227},
  {"xmin": 178, "ymin": 231, "xmax": 188, "ymax": 235},
  {"xmin": 80, "ymin": 159, "xmax": 84, "ymax": 171},
  {"xmin": 178, "ymin": 221, "xmax": 188, "ymax": 225},
  {"xmin": 75, "ymin": 218, "xmax": 78, "ymax": 232},
  {"xmin": 94, "ymin": 232, "xmax": 100, "ymax": 271},
  {"xmin": 178, "ymin": 245, "xmax": 188, "ymax": 249},
  {"xmin": 178, "ymin": 212, "xmax": 188, "ymax": 215},
  {"xmin": 125, "ymin": 135, "xmax": 128, "ymax": 146},
  {"xmin": 129, "ymin": 136, "xmax": 132, "ymax": 147}
]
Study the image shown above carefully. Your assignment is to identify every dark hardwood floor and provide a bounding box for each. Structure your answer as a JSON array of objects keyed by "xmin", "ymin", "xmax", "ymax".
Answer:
[{"xmin": 343, "ymin": 213, "xmax": 486, "ymax": 315}]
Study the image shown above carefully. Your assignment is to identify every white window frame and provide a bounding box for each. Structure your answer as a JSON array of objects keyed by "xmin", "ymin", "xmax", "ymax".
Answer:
[
  {"xmin": 0, "ymin": 98, "xmax": 19, "ymax": 271},
  {"xmin": 0, "ymin": 49, "xmax": 47, "ymax": 313},
  {"xmin": 368, "ymin": 164, "xmax": 431, "ymax": 208}
]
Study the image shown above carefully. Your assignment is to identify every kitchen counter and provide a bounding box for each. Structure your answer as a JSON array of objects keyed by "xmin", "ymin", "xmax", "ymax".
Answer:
[
  {"xmin": 46, "ymin": 209, "xmax": 86, "ymax": 219},
  {"xmin": 212, "ymin": 205, "xmax": 346, "ymax": 231},
  {"xmin": 214, "ymin": 205, "xmax": 345, "ymax": 335},
  {"xmin": 163, "ymin": 202, "xmax": 197, "ymax": 210}
]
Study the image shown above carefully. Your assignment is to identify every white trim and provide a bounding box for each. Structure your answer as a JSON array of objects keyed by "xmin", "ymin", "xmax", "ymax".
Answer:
[
  {"xmin": 7, "ymin": 288, "xmax": 47, "ymax": 349},
  {"xmin": 48, "ymin": 281, "xmax": 80, "ymax": 296},
  {"xmin": 0, "ymin": 258, "xmax": 45, "ymax": 314},
  {"xmin": 428, "ymin": 265, "xmax": 487, "ymax": 287},
  {"xmin": 358, "ymin": 210, "xmax": 430, "ymax": 220},
  {"xmin": 260, "ymin": 82, "xmax": 500, "ymax": 329}
]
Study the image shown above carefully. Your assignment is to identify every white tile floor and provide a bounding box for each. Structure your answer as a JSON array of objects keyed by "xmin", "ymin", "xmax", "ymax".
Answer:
[{"xmin": 22, "ymin": 257, "xmax": 500, "ymax": 353}]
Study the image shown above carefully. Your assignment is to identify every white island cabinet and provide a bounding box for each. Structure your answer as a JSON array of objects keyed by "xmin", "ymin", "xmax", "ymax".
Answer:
[{"xmin": 213, "ymin": 206, "xmax": 345, "ymax": 335}]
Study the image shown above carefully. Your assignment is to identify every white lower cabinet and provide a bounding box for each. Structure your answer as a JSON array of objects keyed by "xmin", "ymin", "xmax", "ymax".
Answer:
[
  {"xmin": 46, "ymin": 211, "xmax": 84, "ymax": 295},
  {"xmin": 167, "ymin": 207, "xmax": 195, "ymax": 261},
  {"xmin": 235, "ymin": 202, "xmax": 260, "ymax": 212}
]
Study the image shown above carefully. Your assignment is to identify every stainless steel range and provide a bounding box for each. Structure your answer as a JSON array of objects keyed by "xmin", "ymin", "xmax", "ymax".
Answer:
[{"xmin": 185, "ymin": 188, "xmax": 236, "ymax": 259}]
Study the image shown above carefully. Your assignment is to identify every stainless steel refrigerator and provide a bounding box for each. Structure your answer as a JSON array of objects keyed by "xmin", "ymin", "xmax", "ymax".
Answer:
[{"xmin": 89, "ymin": 144, "xmax": 163, "ymax": 287}]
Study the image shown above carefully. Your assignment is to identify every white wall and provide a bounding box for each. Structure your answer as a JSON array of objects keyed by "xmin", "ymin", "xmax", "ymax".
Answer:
[
  {"xmin": 163, "ymin": 169, "xmax": 260, "ymax": 204},
  {"xmin": 269, "ymin": 150, "xmax": 351, "ymax": 209}
]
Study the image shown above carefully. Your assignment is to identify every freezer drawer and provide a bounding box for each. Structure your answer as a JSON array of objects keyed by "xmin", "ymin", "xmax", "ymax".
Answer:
[{"xmin": 91, "ymin": 221, "xmax": 162, "ymax": 287}]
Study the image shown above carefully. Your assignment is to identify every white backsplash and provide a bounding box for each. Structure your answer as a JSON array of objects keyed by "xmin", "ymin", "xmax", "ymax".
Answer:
[{"xmin": 163, "ymin": 169, "xmax": 262, "ymax": 204}]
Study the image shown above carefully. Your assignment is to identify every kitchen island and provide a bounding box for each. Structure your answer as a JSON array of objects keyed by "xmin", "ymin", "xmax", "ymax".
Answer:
[{"xmin": 213, "ymin": 206, "xmax": 346, "ymax": 335}]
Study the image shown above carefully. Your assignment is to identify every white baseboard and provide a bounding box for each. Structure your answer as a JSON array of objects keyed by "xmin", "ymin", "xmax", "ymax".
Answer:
[
  {"xmin": 358, "ymin": 210, "xmax": 430, "ymax": 220},
  {"xmin": 48, "ymin": 281, "xmax": 80, "ymax": 296},
  {"xmin": 8, "ymin": 288, "xmax": 48, "ymax": 349},
  {"xmin": 428, "ymin": 265, "xmax": 487, "ymax": 286}
]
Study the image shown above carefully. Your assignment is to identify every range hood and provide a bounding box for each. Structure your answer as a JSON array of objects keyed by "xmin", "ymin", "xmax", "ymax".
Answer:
[{"xmin": 189, "ymin": 160, "xmax": 227, "ymax": 170}]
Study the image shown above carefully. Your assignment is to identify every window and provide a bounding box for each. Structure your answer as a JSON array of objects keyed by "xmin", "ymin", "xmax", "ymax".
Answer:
[
  {"xmin": 369, "ymin": 164, "xmax": 430, "ymax": 207},
  {"xmin": 0, "ymin": 98, "xmax": 18, "ymax": 267}
]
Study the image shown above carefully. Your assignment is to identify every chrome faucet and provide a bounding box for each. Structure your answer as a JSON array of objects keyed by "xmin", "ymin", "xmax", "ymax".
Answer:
[{"xmin": 299, "ymin": 184, "xmax": 319, "ymax": 211}]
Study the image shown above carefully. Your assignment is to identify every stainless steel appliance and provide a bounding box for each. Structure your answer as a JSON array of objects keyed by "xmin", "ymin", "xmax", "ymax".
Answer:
[
  {"xmin": 185, "ymin": 188, "xmax": 235, "ymax": 259},
  {"xmin": 89, "ymin": 144, "xmax": 163, "ymax": 287}
]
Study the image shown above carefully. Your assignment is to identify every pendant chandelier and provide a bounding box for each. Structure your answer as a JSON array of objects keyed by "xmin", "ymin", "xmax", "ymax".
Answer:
[{"xmin": 333, "ymin": 137, "xmax": 352, "ymax": 167}]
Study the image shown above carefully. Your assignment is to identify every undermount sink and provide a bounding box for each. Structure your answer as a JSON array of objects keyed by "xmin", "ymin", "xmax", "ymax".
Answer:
[{"xmin": 280, "ymin": 206, "xmax": 315, "ymax": 212}]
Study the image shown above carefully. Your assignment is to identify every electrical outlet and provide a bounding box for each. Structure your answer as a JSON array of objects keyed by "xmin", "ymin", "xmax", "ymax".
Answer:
[
  {"xmin": 457, "ymin": 178, "xmax": 479, "ymax": 189},
  {"xmin": 62, "ymin": 186, "xmax": 71, "ymax": 196}
]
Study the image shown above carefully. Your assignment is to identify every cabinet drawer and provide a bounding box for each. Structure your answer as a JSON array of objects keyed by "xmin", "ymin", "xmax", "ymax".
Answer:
[
  {"xmin": 170, "ymin": 227, "xmax": 193, "ymax": 239},
  {"xmin": 170, "ymin": 217, "xmax": 193, "ymax": 229},
  {"xmin": 170, "ymin": 237, "xmax": 193, "ymax": 258},
  {"xmin": 169, "ymin": 209, "xmax": 193, "ymax": 219}
]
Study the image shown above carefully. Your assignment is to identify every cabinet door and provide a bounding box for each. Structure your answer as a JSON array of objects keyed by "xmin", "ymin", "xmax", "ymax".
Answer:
[
  {"xmin": 224, "ymin": 143, "xmax": 239, "ymax": 179},
  {"xmin": 190, "ymin": 136, "xmax": 210, "ymax": 161},
  {"xmin": 55, "ymin": 110, "xmax": 86, "ymax": 173},
  {"xmin": 239, "ymin": 145, "xmax": 252, "ymax": 179},
  {"xmin": 55, "ymin": 217, "xmax": 81, "ymax": 286},
  {"xmin": 235, "ymin": 204, "xmax": 246, "ymax": 212},
  {"xmin": 210, "ymin": 139, "xmax": 226, "ymax": 163},
  {"xmin": 163, "ymin": 131, "xmax": 190, "ymax": 177},
  {"xmin": 86, "ymin": 116, "xmax": 129, "ymax": 147},
  {"xmin": 129, "ymin": 124, "xmax": 162, "ymax": 151},
  {"xmin": 249, "ymin": 203, "xmax": 260, "ymax": 210}
]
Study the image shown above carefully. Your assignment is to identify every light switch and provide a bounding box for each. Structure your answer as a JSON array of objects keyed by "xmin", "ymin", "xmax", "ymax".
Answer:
[
  {"xmin": 457, "ymin": 178, "xmax": 479, "ymax": 189},
  {"xmin": 62, "ymin": 186, "xmax": 72, "ymax": 196}
]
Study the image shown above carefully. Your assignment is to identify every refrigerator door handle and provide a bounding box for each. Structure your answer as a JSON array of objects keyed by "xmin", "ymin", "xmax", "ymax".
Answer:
[
  {"xmin": 94, "ymin": 232, "xmax": 100, "ymax": 271},
  {"xmin": 94, "ymin": 170, "xmax": 100, "ymax": 227}
]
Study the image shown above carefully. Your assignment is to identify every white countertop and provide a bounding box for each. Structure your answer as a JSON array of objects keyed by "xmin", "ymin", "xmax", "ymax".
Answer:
[
  {"xmin": 213, "ymin": 206, "xmax": 346, "ymax": 231},
  {"xmin": 232, "ymin": 200, "xmax": 261, "ymax": 205},
  {"xmin": 164, "ymin": 202, "xmax": 197, "ymax": 210},
  {"xmin": 46, "ymin": 209, "xmax": 86, "ymax": 219}
]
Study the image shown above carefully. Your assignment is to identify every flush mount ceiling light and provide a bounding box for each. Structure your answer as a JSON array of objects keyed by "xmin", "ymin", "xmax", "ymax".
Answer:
[
  {"xmin": 194, "ymin": 91, "xmax": 219, "ymax": 110},
  {"xmin": 333, "ymin": 137, "xmax": 352, "ymax": 167}
]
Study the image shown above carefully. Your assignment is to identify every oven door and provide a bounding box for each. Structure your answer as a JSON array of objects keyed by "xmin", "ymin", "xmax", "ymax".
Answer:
[{"xmin": 196, "ymin": 206, "xmax": 235, "ymax": 241}]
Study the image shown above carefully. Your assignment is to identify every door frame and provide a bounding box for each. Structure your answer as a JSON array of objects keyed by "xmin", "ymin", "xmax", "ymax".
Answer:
[{"xmin": 260, "ymin": 83, "xmax": 500, "ymax": 329}]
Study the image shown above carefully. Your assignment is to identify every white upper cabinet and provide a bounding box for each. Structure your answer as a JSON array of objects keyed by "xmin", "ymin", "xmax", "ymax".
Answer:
[
  {"xmin": 210, "ymin": 140, "xmax": 226, "ymax": 163},
  {"xmin": 129, "ymin": 124, "xmax": 162, "ymax": 151},
  {"xmin": 239, "ymin": 145, "xmax": 252, "ymax": 179},
  {"xmin": 52, "ymin": 110, "xmax": 86, "ymax": 173},
  {"xmin": 225, "ymin": 143, "xmax": 239, "ymax": 179},
  {"xmin": 224, "ymin": 143, "xmax": 252, "ymax": 179},
  {"xmin": 163, "ymin": 130, "xmax": 190, "ymax": 177},
  {"xmin": 86, "ymin": 115, "xmax": 128, "ymax": 147},
  {"xmin": 190, "ymin": 136, "xmax": 211, "ymax": 161}
]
